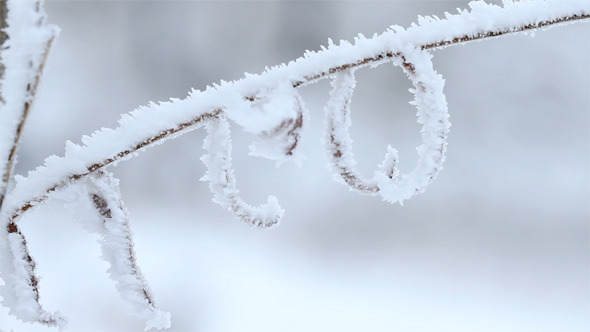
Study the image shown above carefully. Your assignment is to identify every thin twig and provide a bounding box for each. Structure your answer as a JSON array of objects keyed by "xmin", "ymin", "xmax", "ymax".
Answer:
[
  {"xmin": 201, "ymin": 116, "xmax": 284, "ymax": 227},
  {"xmin": 0, "ymin": 0, "xmax": 9, "ymax": 208},
  {"xmin": 0, "ymin": 0, "xmax": 56, "ymax": 211},
  {"xmin": 0, "ymin": 36, "xmax": 54, "ymax": 207},
  {"xmin": 88, "ymin": 171, "xmax": 170, "ymax": 329},
  {"xmin": 294, "ymin": 13, "xmax": 590, "ymax": 88},
  {"xmin": 0, "ymin": 1, "xmax": 8, "ymax": 92}
]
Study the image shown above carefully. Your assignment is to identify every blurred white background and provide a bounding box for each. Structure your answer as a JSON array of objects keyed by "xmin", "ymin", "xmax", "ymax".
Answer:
[{"xmin": 1, "ymin": 1, "xmax": 588, "ymax": 331}]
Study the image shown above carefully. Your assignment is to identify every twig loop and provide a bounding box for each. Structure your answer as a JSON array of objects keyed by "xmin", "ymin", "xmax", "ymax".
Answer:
[{"xmin": 324, "ymin": 47, "xmax": 450, "ymax": 204}]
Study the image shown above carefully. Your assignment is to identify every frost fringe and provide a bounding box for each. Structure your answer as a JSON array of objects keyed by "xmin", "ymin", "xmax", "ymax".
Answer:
[
  {"xmin": 324, "ymin": 48, "xmax": 449, "ymax": 204},
  {"xmin": 86, "ymin": 171, "xmax": 170, "ymax": 330},
  {"xmin": 0, "ymin": 0, "xmax": 56, "ymax": 208},
  {"xmin": 201, "ymin": 115, "xmax": 284, "ymax": 227},
  {"xmin": 0, "ymin": 0, "xmax": 588, "ymax": 329},
  {"xmin": 0, "ymin": 0, "xmax": 62, "ymax": 328}
]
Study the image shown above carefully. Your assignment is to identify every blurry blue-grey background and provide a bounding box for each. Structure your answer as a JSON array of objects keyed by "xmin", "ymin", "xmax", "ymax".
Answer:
[{"xmin": 1, "ymin": 1, "xmax": 588, "ymax": 331}]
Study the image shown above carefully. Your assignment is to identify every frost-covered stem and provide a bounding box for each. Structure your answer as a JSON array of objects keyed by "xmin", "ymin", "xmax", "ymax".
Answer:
[
  {"xmin": 420, "ymin": 11, "xmax": 590, "ymax": 50},
  {"xmin": 0, "ymin": 0, "xmax": 586, "ymax": 328},
  {"xmin": 0, "ymin": 37, "xmax": 53, "ymax": 209},
  {"xmin": 295, "ymin": 12, "xmax": 590, "ymax": 88},
  {"xmin": 0, "ymin": 0, "xmax": 61, "ymax": 327},
  {"xmin": 0, "ymin": 220, "xmax": 66, "ymax": 327},
  {"xmin": 325, "ymin": 48, "xmax": 449, "ymax": 204},
  {"xmin": 4, "ymin": 1, "xmax": 589, "ymax": 223},
  {"xmin": 266, "ymin": 97, "xmax": 304, "ymax": 158},
  {"xmin": 88, "ymin": 171, "xmax": 170, "ymax": 330},
  {"xmin": 0, "ymin": 0, "xmax": 56, "ymax": 210},
  {"xmin": 0, "ymin": 1, "xmax": 8, "ymax": 86},
  {"xmin": 0, "ymin": 109, "xmax": 219, "ymax": 328},
  {"xmin": 324, "ymin": 69, "xmax": 381, "ymax": 195},
  {"xmin": 248, "ymin": 86, "xmax": 307, "ymax": 163},
  {"xmin": 0, "ymin": 0, "xmax": 8, "ymax": 210},
  {"xmin": 7, "ymin": 110, "xmax": 222, "ymax": 223},
  {"xmin": 201, "ymin": 116, "xmax": 284, "ymax": 227},
  {"xmin": 371, "ymin": 49, "xmax": 449, "ymax": 204}
]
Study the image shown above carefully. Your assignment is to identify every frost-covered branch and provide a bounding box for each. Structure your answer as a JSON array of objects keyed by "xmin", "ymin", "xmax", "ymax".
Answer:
[
  {"xmin": 0, "ymin": 0, "xmax": 56, "ymax": 209},
  {"xmin": 0, "ymin": 0, "xmax": 59, "ymax": 328},
  {"xmin": 0, "ymin": 2, "xmax": 8, "ymax": 82},
  {"xmin": 83, "ymin": 171, "xmax": 170, "ymax": 330},
  {"xmin": 0, "ymin": 0, "xmax": 588, "ymax": 329},
  {"xmin": 3, "ymin": 0, "xmax": 589, "ymax": 222}
]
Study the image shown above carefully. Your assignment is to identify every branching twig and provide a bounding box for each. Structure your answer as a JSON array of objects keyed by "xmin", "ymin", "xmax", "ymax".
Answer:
[
  {"xmin": 3, "ymin": 1, "xmax": 588, "ymax": 223},
  {"xmin": 0, "ymin": 0, "xmax": 588, "ymax": 329}
]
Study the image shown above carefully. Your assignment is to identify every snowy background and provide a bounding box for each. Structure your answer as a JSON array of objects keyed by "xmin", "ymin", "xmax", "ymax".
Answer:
[{"xmin": 1, "ymin": 1, "xmax": 588, "ymax": 331}]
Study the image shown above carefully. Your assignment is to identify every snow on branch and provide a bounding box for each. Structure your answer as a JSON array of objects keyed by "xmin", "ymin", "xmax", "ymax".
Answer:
[
  {"xmin": 324, "ymin": 47, "xmax": 449, "ymax": 204},
  {"xmin": 3, "ymin": 0, "xmax": 589, "ymax": 222},
  {"xmin": 0, "ymin": 0, "xmax": 59, "ymax": 327},
  {"xmin": 0, "ymin": 0, "xmax": 56, "ymax": 209},
  {"xmin": 324, "ymin": 68, "xmax": 382, "ymax": 195},
  {"xmin": 0, "ymin": 0, "xmax": 588, "ymax": 329},
  {"xmin": 85, "ymin": 171, "xmax": 170, "ymax": 330}
]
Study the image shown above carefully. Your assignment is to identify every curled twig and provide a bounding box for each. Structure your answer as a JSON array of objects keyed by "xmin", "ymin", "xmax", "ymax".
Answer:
[
  {"xmin": 324, "ymin": 69, "xmax": 387, "ymax": 195},
  {"xmin": 250, "ymin": 86, "xmax": 308, "ymax": 165},
  {"xmin": 324, "ymin": 48, "xmax": 449, "ymax": 204},
  {"xmin": 201, "ymin": 115, "xmax": 284, "ymax": 227},
  {"xmin": 0, "ymin": 0, "xmax": 587, "ymax": 328}
]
